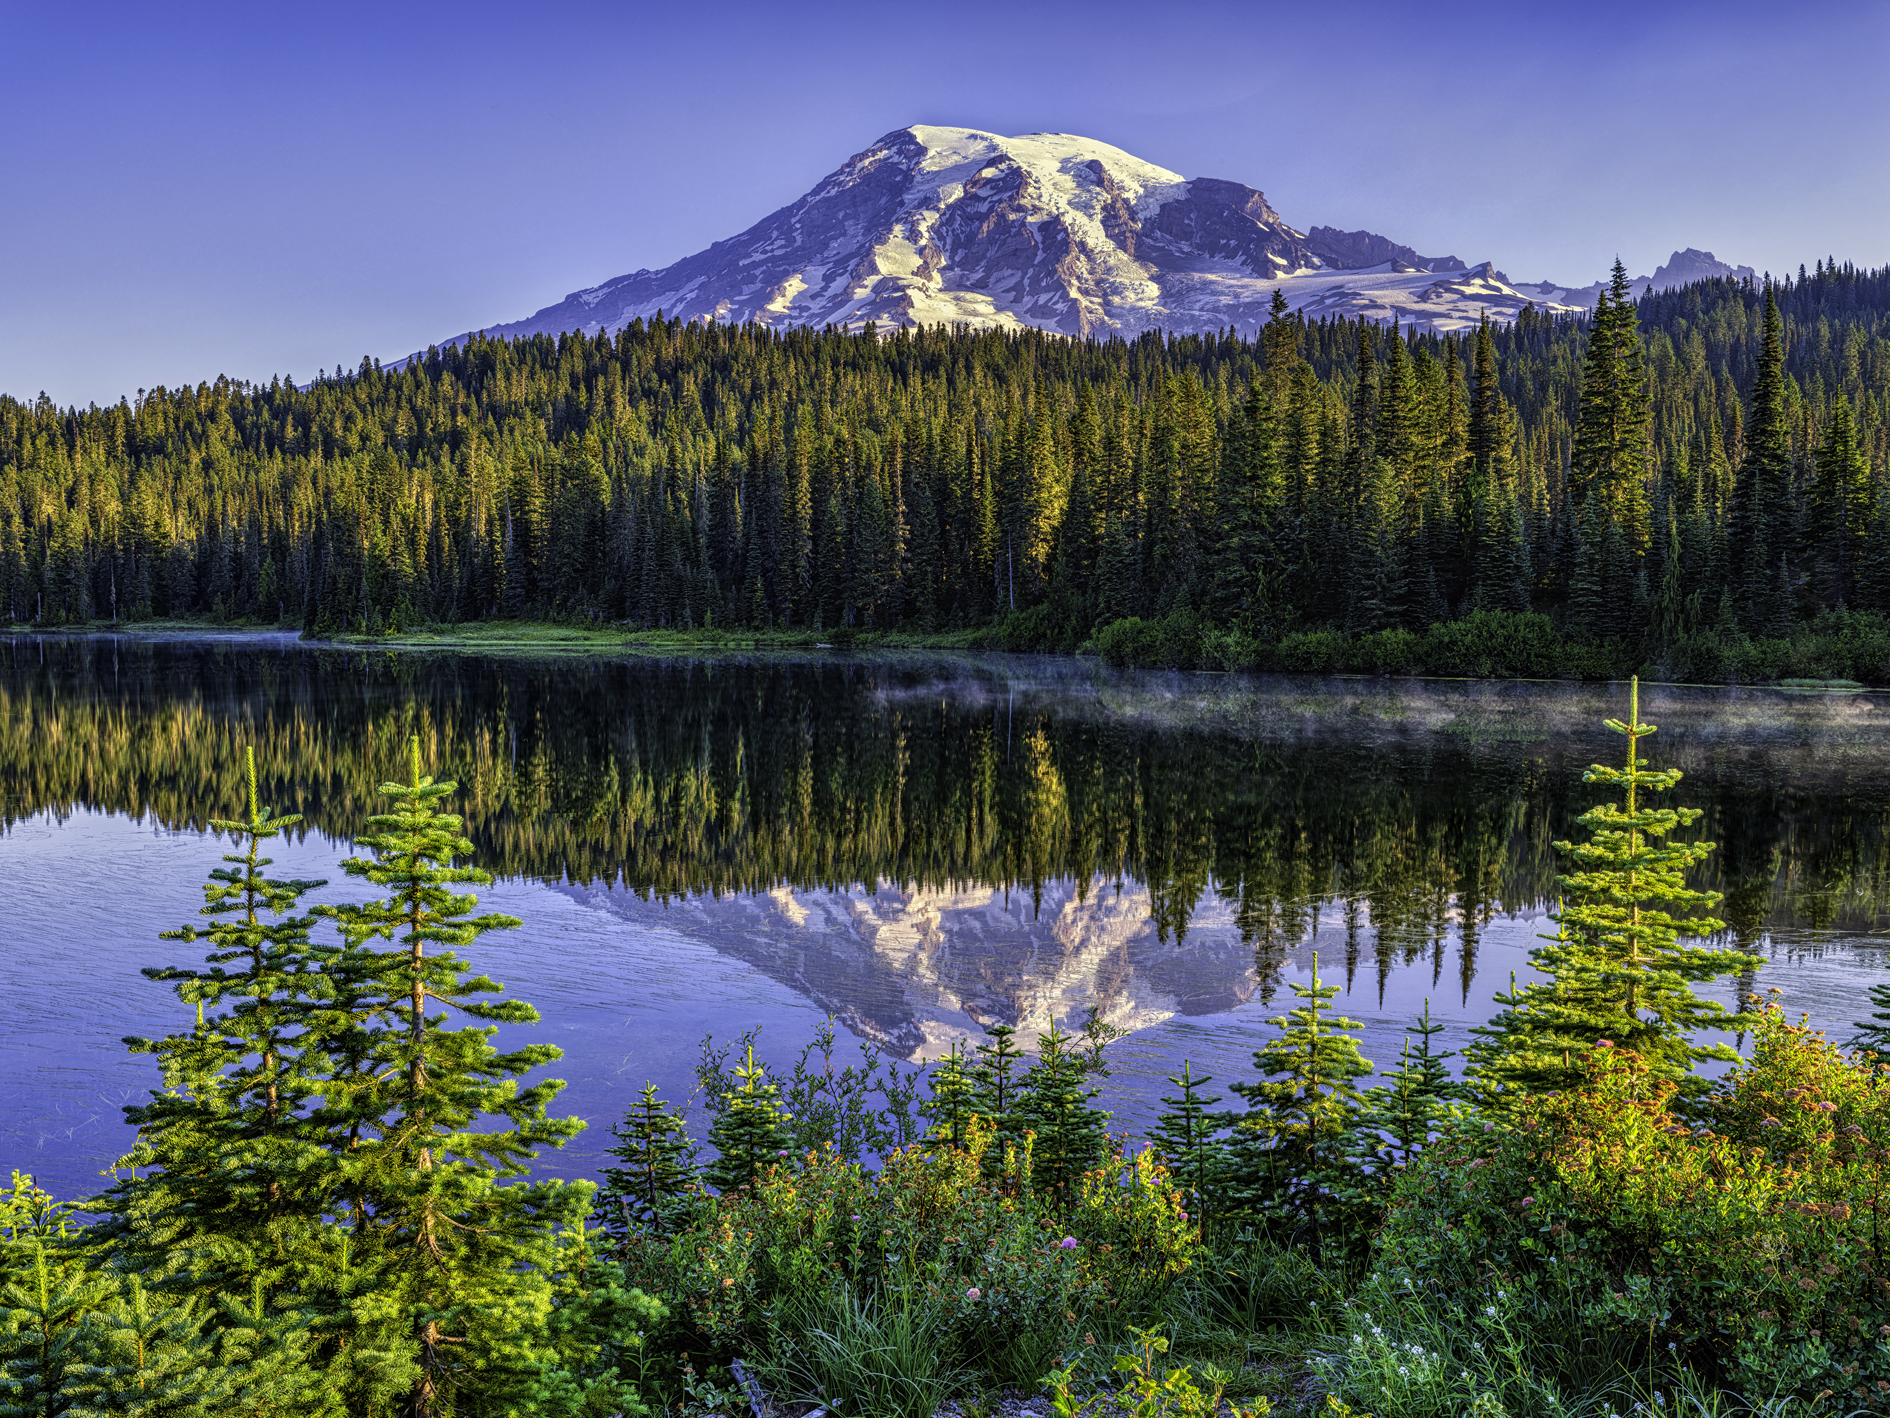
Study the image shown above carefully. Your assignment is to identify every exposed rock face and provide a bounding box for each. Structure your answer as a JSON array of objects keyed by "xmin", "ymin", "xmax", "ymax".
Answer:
[
  {"xmin": 1650, "ymin": 247, "xmax": 1757, "ymax": 289},
  {"xmin": 1303, "ymin": 225, "xmax": 1466, "ymax": 273},
  {"xmin": 431, "ymin": 126, "xmax": 1593, "ymax": 350}
]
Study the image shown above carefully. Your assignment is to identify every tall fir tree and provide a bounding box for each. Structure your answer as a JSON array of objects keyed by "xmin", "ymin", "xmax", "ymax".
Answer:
[
  {"xmin": 93, "ymin": 747, "xmax": 331, "ymax": 1298},
  {"xmin": 314, "ymin": 736, "xmax": 591, "ymax": 1418},
  {"xmin": 1570, "ymin": 261, "xmax": 1652, "ymax": 551},
  {"xmin": 1732, "ymin": 287, "xmax": 1793, "ymax": 630}
]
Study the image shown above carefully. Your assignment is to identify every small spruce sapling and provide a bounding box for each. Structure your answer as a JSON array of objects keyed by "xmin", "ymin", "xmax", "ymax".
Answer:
[
  {"xmin": 1465, "ymin": 678, "xmax": 1747, "ymax": 1106},
  {"xmin": 968, "ymin": 1023, "xmax": 1032, "ymax": 1172},
  {"xmin": 597, "ymin": 1084, "xmax": 697, "ymax": 1240},
  {"xmin": 1021, "ymin": 1015, "xmax": 1118, "ymax": 1213},
  {"xmin": 1849, "ymin": 981, "xmax": 1890, "ymax": 1068},
  {"xmin": 924, "ymin": 1041, "xmax": 978, "ymax": 1152},
  {"xmin": 1147, "ymin": 1062, "xmax": 1227, "ymax": 1232},
  {"xmin": 702, "ymin": 1045, "xmax": 795, "ymax": 1194},
  {"xmin": 1222, "ymin": 952, "xmax": 1372, "ymax": 1254},
  {"xmin": 1345, "ymin": 999, "xmax": 1459, "ymax": 1195}
]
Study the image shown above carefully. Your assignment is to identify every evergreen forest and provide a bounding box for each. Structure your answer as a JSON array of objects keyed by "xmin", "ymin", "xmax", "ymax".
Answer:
[{"xmin": 9, "ymin": 262, "xmax": 1890, "ymax": 678}]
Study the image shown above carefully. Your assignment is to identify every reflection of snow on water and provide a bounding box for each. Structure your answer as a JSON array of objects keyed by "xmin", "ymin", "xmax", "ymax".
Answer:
[
  {"xmin": 5, "ymin": 808, "xmax": 1887, "ymax": 1198},
  {"xmin": 9, "ymin": 805, "xmax": 1890, "ymax": 1201}
]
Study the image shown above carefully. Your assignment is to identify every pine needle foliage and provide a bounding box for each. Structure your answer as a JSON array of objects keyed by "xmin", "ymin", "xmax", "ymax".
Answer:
[
  {"xmin": 1020, "ymin": 1015, "xmax": 1119, "ymax": 1214},
  {"xmin": 93, "ymin": 747, "xmax": 331, "ymax": 1296},
  {"xmin": 1466, "ymin": 677, "xmax": 1749, "ymax": 1105},
  {"xmin": 1222, "ymin": 952, "xmax": 1373, "ymax": 1252},
  {"xmin": 313, "ymin": 734, "xmax": 591, "ymax": 1418},
  {"xmin": 702, "ymin": 1045, "xmax": 795, "ymax": 1194},
  {"xmin": 597, "ymin": 1085, "xmax": 697, "ymax": 1241},
  {"xmin": 1147, "ymin": 1062, "xmax": 1227, "ymax": 1232}
]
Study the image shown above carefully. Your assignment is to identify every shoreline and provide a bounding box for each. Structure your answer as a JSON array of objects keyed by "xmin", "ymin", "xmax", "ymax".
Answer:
[{"xmin": 2, "ymin": 620, "xmax": 1883, "ymax": 703}]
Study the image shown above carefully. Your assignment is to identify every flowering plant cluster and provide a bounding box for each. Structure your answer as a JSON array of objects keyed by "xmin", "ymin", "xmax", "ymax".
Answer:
[{"xmin": 621, "ymin": 1117, "xmax": 1198, "ymax": 1368}]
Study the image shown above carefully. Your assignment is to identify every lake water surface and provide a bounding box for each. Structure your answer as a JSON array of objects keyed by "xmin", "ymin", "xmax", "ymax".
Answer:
[{"xmin": 4, "ymin": 633, "xmax": 1889, "ymax": 1198}]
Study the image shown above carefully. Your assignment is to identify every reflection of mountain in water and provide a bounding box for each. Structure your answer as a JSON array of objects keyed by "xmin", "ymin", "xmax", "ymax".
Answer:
[{"xmin": 560, "ymin": 877, "xmax": 1260, "ymax": 1060}]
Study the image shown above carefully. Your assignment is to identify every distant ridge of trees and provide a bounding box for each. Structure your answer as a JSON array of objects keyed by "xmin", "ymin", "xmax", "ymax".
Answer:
[{"xmin": 6, "ymin": 260, "xmax": 1890, "ymax": 649}]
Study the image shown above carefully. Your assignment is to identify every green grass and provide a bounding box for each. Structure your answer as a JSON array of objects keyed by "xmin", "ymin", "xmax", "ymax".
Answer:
[{"xmin": 315, "ymin": 619, "xmax": 997, "ymax": 654}]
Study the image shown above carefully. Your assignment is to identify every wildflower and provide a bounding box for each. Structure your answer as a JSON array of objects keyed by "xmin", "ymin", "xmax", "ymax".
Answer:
[
  {"xmin": 1596, "ymin": 1038, "xmax": 1613, "ymax": 1047},
  {"xmin": 850, "ymin": 1214, "xmax": 860, "ymax": 1221},
  {"xmin": 966, "ymin": 1287, "xmax": 981, "ymax": 1300},
  {"xmin": 1059, "ymin": 1236, "xmax": 1079, "ymax": 1249}
]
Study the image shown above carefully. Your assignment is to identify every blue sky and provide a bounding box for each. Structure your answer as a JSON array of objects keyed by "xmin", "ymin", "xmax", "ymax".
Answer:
[{"xmin": 5, "ymin": 0, "xmax": 1887, "ymax": 406}]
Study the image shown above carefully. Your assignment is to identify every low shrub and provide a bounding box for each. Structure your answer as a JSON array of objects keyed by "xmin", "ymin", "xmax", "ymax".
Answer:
[
  {"xmin": 1096, "ymin": 611, "xmax": 1206, "ymax": 669},
  {"xmin": 1272, "ymin": 628, "xmax": 1347, "ymax": 674},
  {"xmin": 1369, "ymin": 1003, "xmax": 1890, "ymax": 1410}
]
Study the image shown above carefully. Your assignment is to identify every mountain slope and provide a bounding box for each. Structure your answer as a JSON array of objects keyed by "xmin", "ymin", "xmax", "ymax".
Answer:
[{"xmin": 436, "ymin": 127, "xmax": 1742, "ymax": 350}]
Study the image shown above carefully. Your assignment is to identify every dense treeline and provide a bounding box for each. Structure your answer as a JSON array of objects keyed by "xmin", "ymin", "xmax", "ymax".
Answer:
[{"xmin": 7, "ymin": 260, "xmax": 1890, "ymax": 649}]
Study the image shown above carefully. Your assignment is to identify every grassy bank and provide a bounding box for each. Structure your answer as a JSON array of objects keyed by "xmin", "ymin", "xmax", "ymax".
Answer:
[{"xmin": 14, "ymin": 607, "xmax": 1890, "ymax": 689}]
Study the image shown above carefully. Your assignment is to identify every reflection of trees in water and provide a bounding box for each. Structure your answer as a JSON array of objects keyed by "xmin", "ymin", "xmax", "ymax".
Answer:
[{"xmin": 7, "ymin": 638, "xmax": 1890, "ymax": 987}]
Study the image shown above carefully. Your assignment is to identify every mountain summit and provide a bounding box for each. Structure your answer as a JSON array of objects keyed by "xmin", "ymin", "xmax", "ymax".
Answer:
[{"xmin": 440, "ymin": 127, "xmax": 1737, "ymax": 348}]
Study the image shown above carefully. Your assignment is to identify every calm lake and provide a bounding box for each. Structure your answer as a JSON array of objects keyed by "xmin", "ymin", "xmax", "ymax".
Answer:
[{"xmin": 4, "ymin": 633, "xmax": 1888, "ymax": 1198}]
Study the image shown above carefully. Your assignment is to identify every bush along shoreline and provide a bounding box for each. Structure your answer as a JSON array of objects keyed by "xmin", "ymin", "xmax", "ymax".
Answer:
[{"xmin": 6, "ymin": 685, "xmax": 1890, "ymax": 1416}]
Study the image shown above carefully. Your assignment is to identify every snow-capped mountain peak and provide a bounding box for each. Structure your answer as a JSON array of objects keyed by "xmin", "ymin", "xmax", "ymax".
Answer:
[{"xmin": 427, "ymin": 127, "xmax": 1746, "ymax": 353}]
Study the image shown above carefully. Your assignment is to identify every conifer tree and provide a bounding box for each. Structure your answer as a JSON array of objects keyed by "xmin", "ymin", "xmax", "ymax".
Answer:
[
  {"xmin": 1221, "ymin": 953, "xmax": 1372, "ymax": 1254},
  {"xmin": 67, "ymin": 1277, "xmax": 236, "ymax": 1416},
  {"xmin": 1205, "ymin": 379, "xmax": 1277, "ymax": 631},
  {"xmin": 702, "ymin": 1046, "xmax": 794, "ymax": 1194},
  {"xmin": 1566, "ymin": 503, "xmax": 1607, "ymax": 639},
  {"xmin": 93, "ymin": 747, "xmax": 330, "ymax": 1296},
  {"xmin": 1570, "ymin": 262, "xmax": 1652, "ymax": 550},
  {"xmin": 967, "ymin": 1023, "xmax": 1032, "ymax": 1166},
  {"xmin": 1847, "ymin": 982, "xmax": 1890, "ymax": 1067},
  {"xmin": 0, "ymin": 1249, "xmax": 106, "ymax": 1417},
  {"xmin": 596, "ymin": 1085, "xmax": 697, "ymax": 1241},
  {"xmin": 313, "ymin": 735, "xmax": 591, "ymax": 1418},
  {"xmin": 1147, "ymin": 1062, "xmax": 1226, "ymax": 1232},
  {"xmin": 1732, "ymin": 288, "xmax": 1793, "ymax": 629},
  {"xmin": 1466, "ymin": 316, "xmax": 1507, "ymax": 506},
  {"xmin": 1020, "ymin": 1018, "xmax": 1117, "ymax": 1214},
  {"xmin": 1465, "ymin": 679, "xmax": 1749, "ymax": 1106},
  {"xmin": 1346, "ymin": 1000, "xmax": 1457, "ymax": 1183},
  {"xmin": 1812, "ymin": 395, "xmax": 1870, "ymax": 602},
  {"xmin": 924, "ymin": 1042, "xmax": 978, "ymax": 1152}
]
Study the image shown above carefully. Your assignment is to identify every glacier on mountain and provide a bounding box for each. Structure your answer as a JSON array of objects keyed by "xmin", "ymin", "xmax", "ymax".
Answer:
[{"xmin": 428, "ymin": 126, "xmax": 1746, "ymax": 352}]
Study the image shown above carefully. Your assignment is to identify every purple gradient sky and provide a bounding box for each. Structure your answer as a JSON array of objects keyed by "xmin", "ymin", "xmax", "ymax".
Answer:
[{"xmin": 6, "ymin": 0, "xmax": 1887, "ymax": 407}]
